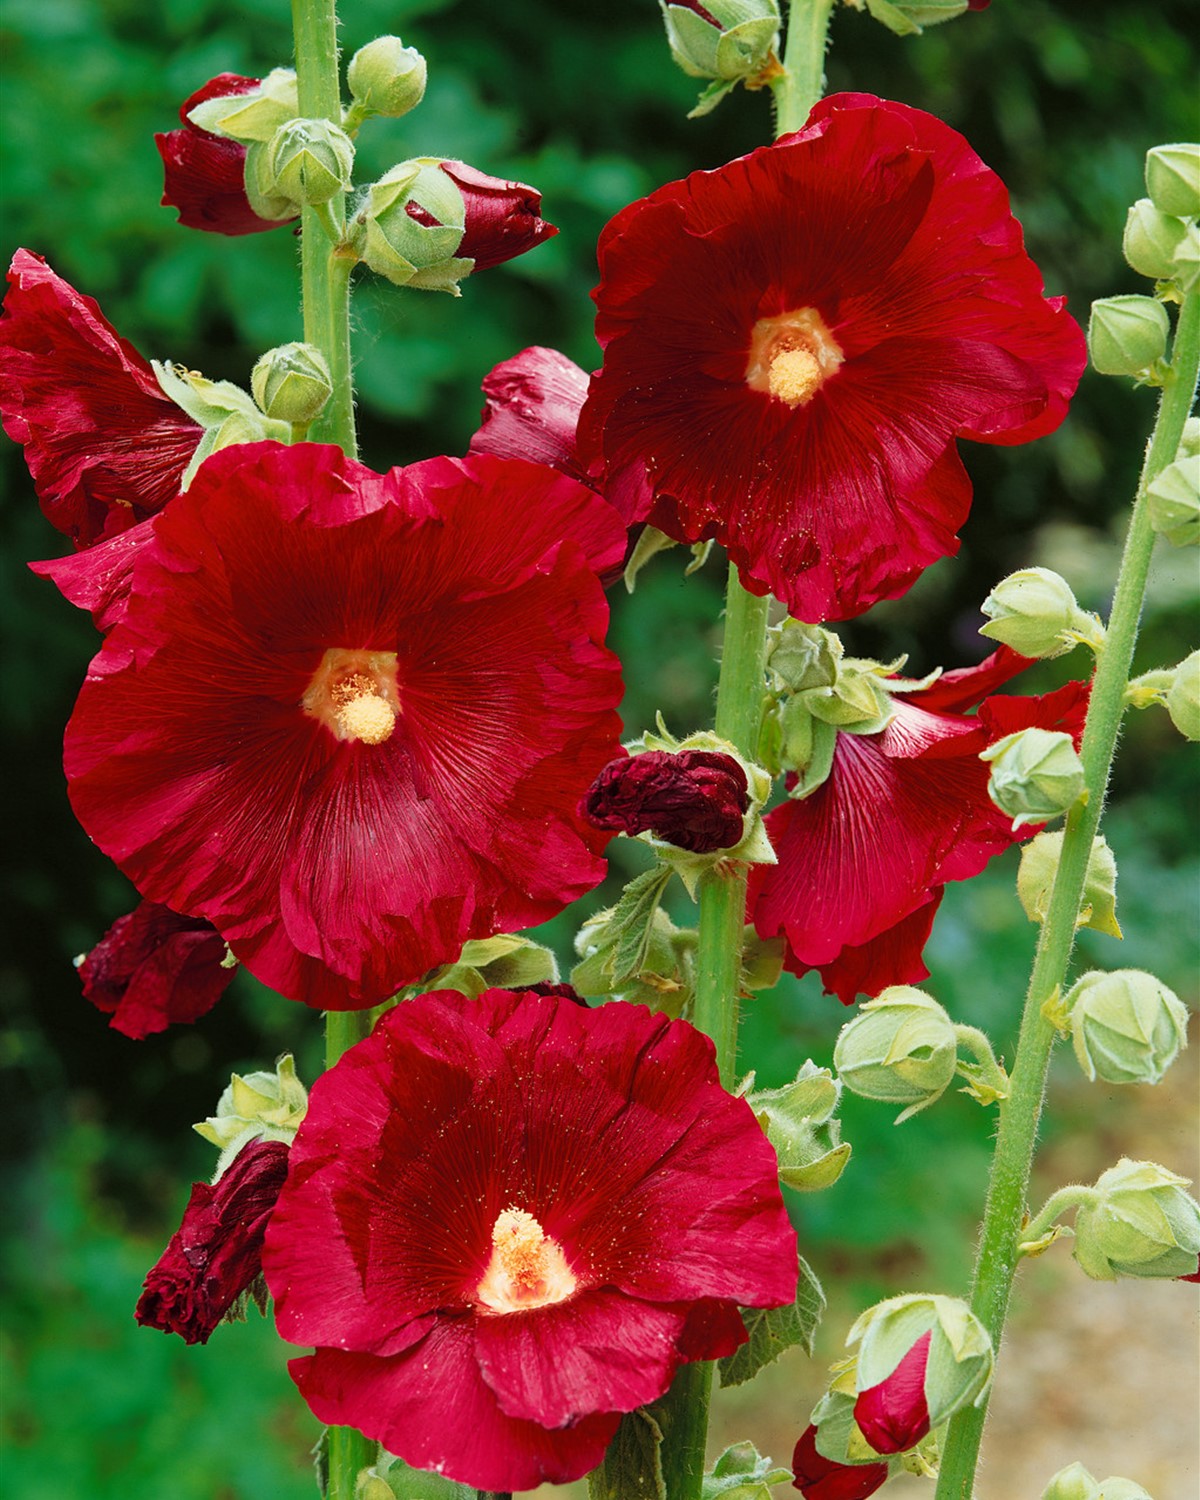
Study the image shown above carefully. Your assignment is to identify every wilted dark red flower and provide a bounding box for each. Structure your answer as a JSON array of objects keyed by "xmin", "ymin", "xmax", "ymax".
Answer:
[
  {"xmin": 750, "ymin": 648, "xmax": 1088, "ymax": 1004},
  {"xmin": 0, "ymin": 250, "xmax": 201, "ymax": 547},
  {"xmin": 79, "ymin": 899, "xmax": 234, "ymax": 1040},
  {"xmin": 582, "ymin": 749, "xmax": 749, "ymax": 852},
  {"xmin": 263, "ymin": 988, "xmax": 797, "ymax": 1491},
  {"xmin": 792, "ymin": 1425, "xmax": 888, "ymax": 1499},
  {"xmin": 432, "ymin": 160, "xmax": 557, "ymax": 271},
  {"xmin": 854, "ymin": 1328, "xmax": 932, "ymax": 1453},
  {"xmin": 582, "ymin": 93, "xmax": 1086, "ymax": 621},
  {"xmin": 136, "ymin": 1137, "xmax": 290, "ymax": 1345},
  {"xmin": 64, "ymin": 442, "xmax": 625, "ymax": 1010},
  {"xmin": 155, "ymin": 74, "xmax": 294, "ymax": 236}
]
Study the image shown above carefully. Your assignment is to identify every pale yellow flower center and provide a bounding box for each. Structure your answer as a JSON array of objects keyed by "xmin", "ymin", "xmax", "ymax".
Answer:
[
  {"xmin": 302, "ymin": 648, "xmax": 400, "ymax": 745},
  {"xmin": 745, "ymin": 306, "xmax": 844, "ymax": 409},
  {"xmin": 475, "ymin": 1207, "xmax": 578, "ymax": 1314}
]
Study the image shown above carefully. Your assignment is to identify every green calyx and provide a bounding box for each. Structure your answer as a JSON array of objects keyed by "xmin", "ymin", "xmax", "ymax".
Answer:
[
  {"xmin": 353, "ymin": 159, "xmax": 473, "ymax": 293},
  {"xmin": 743, "ymin": 1059, "xmax": 851, "ymax": 1191}
]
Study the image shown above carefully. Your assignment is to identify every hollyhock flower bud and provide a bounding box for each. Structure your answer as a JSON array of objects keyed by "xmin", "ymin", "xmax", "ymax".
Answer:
[
  {"xmin": 748, "ymin": 1061, "xmax": 851, "ymax": 1192},
  {"xmin": 849, "ymin": 1294, "xmax": 993, "ymax": 1454},
  {"xmin": 76, "ymin": 900, "xmax": 234, "ymax": 1039},
  {"xmin": 1088, "ymin": 295, "xmax": 1170, "ymax": 376},
  {"xmin": 981, "ymin": 727, "xmax": 1086, "ymax": 829},
  {"xmin": 155, "ymin": 73, "xmax": 298, "ymax": 235},
  {"xmin": 833, "ymin": 987, "xmax": 958, "ymax": 1121},
  {"xmin": 347, "ymin": 35, "xmax": 428, "ymax": 119},
  {"xmin": 1145, "ymin": 143, "xmax": 1200, "ymax": 219},
  {"xmin": 865, "ymin": 0, "xmax": 980, "ymax": 38},
  {"xmin": 1072, "ymin": 1159, "xmax": 1200, "ymax": 1281},
  {"xmin": 1146, "ymin": 453, "xmax": 1200, "ymax": 546},
  {"xmin": 1065, "ymin": 969, "xmax": 1189, "ymax": 1086},
  {"xmin": 266, "ymin": 118, "xmax": 354, "ymax": 207},
  {"xmin": 769, "ymin": 621, "xmax": 842, "ymax": 693},
  {"xmin": 1123, "ymin": 198, "xmax": 1188, "ymax": 282},
  {"xmin": 660, "ymin": 0, "xmax": 780, "ymax": 103},
  {"xmin": 1041, "ymin": 1463, "xmax": 1153, "ymax": 1500},
  {"xmin": 791, "ymin": 1423, "xmax": 888, "ymax": 1500},
  {"xmin": 1165, "ymin": 649, "xmax": 1200, "ymax": 740},
  {"xmin": 1016, "ymin": 831, "xmax": 1121, "ymax": 937},
  {"xmin": 1172, "ymin": 220, "xmax": 1200, "ymax": 293},
  {"xmin": 250, "ymin": 341, "xmax": 332, "ymax": 426},
  {"xmin": 980, "ymin": 567, "xmax": 1101, "ymax": 659},
  {"xmin": 581, "ymin": 748, "xmax": 750, "ymax": 852},
  {"xmin": 195, "ymin": 1055, "xmax": 308, "ymax": 1175},
  {"xmin": 136, "ymin": 1137, "xmax": 290, "ymax": 1344}
]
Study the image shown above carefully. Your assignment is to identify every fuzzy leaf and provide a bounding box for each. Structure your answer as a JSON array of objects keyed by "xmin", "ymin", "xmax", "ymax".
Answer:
[
  {"xmin": 702, "ymin": 1441, "xmax": 792, "ymax": 1498},
  {"xmin": 587, "ymin": 1406, "xmax": 666, "ymax": 1500},
  {"xmin": 608, "ymin": 866, "xmax": 674, "ymax": 985},
  {"xmin": 718, "ymin": 1257, "xmax": 825, "ymax": 1387}
]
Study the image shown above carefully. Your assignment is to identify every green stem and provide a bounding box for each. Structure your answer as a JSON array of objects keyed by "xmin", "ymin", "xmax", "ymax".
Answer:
[
  {"xmin": 291, "ymin": 0, "xmax": 357, "ymax": 456},
  {"xmin": 771, "ymin": 0, "xmax": 836, "ymax": 134},
  {"xmin": 1020, "ymin": 1185, "xmax": 1093, "ymax": 1248},
  {"xmin": 935, "ymin": 291, "xmax": 1200, "ymax": 1500}
]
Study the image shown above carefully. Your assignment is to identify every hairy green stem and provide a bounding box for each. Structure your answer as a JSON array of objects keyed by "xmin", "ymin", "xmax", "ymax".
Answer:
[
  {"xmin": 936, "ymin": 291, "xmax": 1199, "ymax": 1499},
  {"xmin": 771, "ymin": 0, "xmax": 835, "ymax": 133}
]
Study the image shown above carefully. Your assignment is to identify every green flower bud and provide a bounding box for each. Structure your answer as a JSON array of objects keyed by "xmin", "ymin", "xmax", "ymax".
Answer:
[
  {"xmin": 251, "ymin": 342, "xmax": 332, "ymax": 426},
  {"xmin": 429, "ymin": 933, "xmax": 559, "ymax": 999},
  {"xmin": 768, "ymin": 619, "xmax": 842, "ymax": 693},
  {"xmin": 849, "ymin": 1294, "xmax": 994, "ymax": 1437},
  {"xmin": 1123, "ymin": 197, "xmax": 1187, "ymax": 281},
  {"xmin": 1040, "ymin": 1465, "xmax": 1153, "ymax": 1500},
  {"xmin": 833, "ymin": 986, "xmax": 958, "ymax": 1122},
  {"xmin": 864, "ymin": 0, "xmax": 974, "ymax": 38},
  {"xmin": 347, "ymin": 35, "xmax": 428, "ymax": 119},
  {"xmin": 1172, "ymin": 219, "xmax": 1200, "ymax": 294},
  {"xmin": 195, "ymin": 1054, "xmax": 308, "ymax": 1176},
  {"xmin": 1147, "ymin": 453, "xmax": 1200, "ymax": 546},
  {"xmin": 661, "ymin": 0, "xmax": 780, "ymax": 82},
  {"xmin": 1166, "ymin": 649, "xmax": 1200, "ymax": 740},
  {"xmin": 747, "ymin": 1060, "xmax": 851, "ymax": 1191},
  {"xmin": 243, "ymin": 140, "xmax": 301, "ymax": 221},
  {"xmin": 980, "ymin": 567, "xmax": 1101, "ymax": 658},
  {"xmin": 355, "ymin": 158, "xmax": 472, "ymax": 293},
  {"xmin": 803, "ymin": 657, "xmax": 896, "ymax": 733},
  {"xmin": 981, "ymin": 728, "xmax": 1086, "ymax": 829},
  {"xmin": 187, "ymin": 67, "xmax": 299, "ymax": 144},
  {"xmin": 1088, "ymin": 295, "xmax": 1170, "ymax": 376},
  {"xmin": 1016, "ymin": 831, "xmax": 1121, "ymax": 937},
  {"xmin": 1073, "ymin": 1158, "xmax": 1200, "ymax": 1281},
  {"xmin": 1065, "ymin": 969, "xmax": 1189, "ymax": 1086},
  {"xmin": 267, "ymin": 118, "xmax": 354, "ymax": 207},
  {"xmin": 1145, "ymin": 143, "xmax": 1200, "ymax": 219}
]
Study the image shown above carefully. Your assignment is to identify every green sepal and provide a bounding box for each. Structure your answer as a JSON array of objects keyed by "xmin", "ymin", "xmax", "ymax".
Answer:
[
  {"xmin": 587, "ymin": 1405, "xmax": 666, "ymax": 1500},
  {"xmin": 718, "ymin": 1256, "xmax": 825, "ymax": 1386},
  {"xmin": 747, "ymin": 1061, "xmax": 851, "ymax": 1191},
  {"xmin": 360, "ymin": 1452, "xmax": 474, "ymax": 1498},
  {"xmin": 425, "ymin": 933, "xmax": 559, "ymax": 999},
  {"xmin": 863, "ymin": 0, "xmax": 969, "ymax": 33},
  {"xmin": 701, "ymin": 1442, "xmax": 792, "ymax": 1499},
  {"xmin": 624, "ymin": 526, "xmax": 679, "ymax": 591},
  {"xmin": 187, "ymin": 67, "xmax": 299, "ymax": 143},
  {"xmin": 688, "ymin": 77, "xmax": 738, "ymax": 118}
]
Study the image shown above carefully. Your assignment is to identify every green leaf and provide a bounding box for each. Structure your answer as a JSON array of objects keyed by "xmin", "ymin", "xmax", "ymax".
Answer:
[
  {"xmin": 587, "ymin": 1406, "xmax": 666, "ymax": 1500},
  {"xmin": 608, "ymin": 866, "xmax": 674, "ymax": 985},
  {"xmin": 688, "ymin": 78, "xmax": 737, "ymax": 118},
  {"xmin": 702, "ymin": 1441, "xmax": 792, "ymax": 1498},
  {"xmin": 368, "ymin": 1453, "xmax": 475, "ymax": 1498},
  {"xmin": 718, "ymin": 1257, "xmax": 825, "ymax": 1387}
]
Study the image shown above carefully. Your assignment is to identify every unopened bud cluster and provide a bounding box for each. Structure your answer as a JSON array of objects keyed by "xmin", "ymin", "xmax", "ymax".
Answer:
[{"xmin": 981, "ymin": 727, "xmax": 1086, "ymax": 829}]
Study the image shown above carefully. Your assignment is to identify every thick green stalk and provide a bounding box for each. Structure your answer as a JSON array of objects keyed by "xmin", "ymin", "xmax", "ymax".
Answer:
[
  {"xmin": 936, "ymin": 292, "xmax": 1200, "ymax": 1500},
  {"xmin": 771, "ymin": 0, "xmax": 835, "ymax": 133},
  {"xmin": 291, "ymin": 0, "xmax": 357, "ymax": 455}
]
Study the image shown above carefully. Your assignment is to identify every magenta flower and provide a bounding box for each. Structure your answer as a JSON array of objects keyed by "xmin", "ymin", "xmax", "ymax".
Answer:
[
  {"xmin": 853, "ymin": 1328, "xmax": 933, "ymax": 1453},
  {"xmin": 750, "ymin": 649, "xmax": 1088, "ymax": 1003},
  {"xmin": 64, "ymin": 443, "xmax": 625, "ymax": 1010},
  {"xmin": 136, "ymin": 1137, "xmax": 290, "ymax": 1345},
  {"xmin": 581, "ymin": 94, "xmax": 1086, "ymax": 621},
  {"xmin": 155, "ymin": 74, "xmax": 295, "ymax": 236},
  {"xmin": 581, "ymin": 748, "xmax": 750, "ymax": 852},
  {"xmin": 263, "ymin": 988, "xmax": 798, "ymax": 1491},
  {"xmin": 791, "ymin": 1425, "xmax": 888, "ymax": 1499},
  {"xmin": 0, "ymin": 250, "xmax": 201, "ymax": 547},
  {"xmin": 79, "ymin": 900, "xmax": 234, "ymax": 1040}
]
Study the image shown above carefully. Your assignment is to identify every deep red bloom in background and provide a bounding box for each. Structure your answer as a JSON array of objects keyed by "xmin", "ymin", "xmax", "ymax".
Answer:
[
  {"xmin": 155, "ymin": 75, "xmax": 294, "ymax": 236},
  {"xmin": 79, "ymin": 900, "xmax": 234, "ymax": 1039},
  {"xmin": 136, "ymin": 1137, "xmax": 289, "ymax": 1345},
  {"xmin": 0, "ymin": 250, "xmax": 200, "ymax": 547},
  {"xmin": 853, "ymin": 1328, "xmax": 933, "ymax": 1453},
  {"xmin": 751, "ymin": 649, "xmax": 1088, "ymax": 1003},
  {"xmin": 471, "ymin": 345, "xmax": 592, "ymax": 481},
  {"xmin": 792, "ymin": 1425, "xmax": 888, "ymax": 1499},
  {"xmin": 581, "ymin": 749, "xmax": 749, "ymax": 852},
  {"xmin": 64, "ymin": 443, "xmax": 625, "ymax": 1010},
  {"xmin": 432, "ymin": 161, "xmax": 558, "ymax": 271},
  {"xmin": 263, "ymin": 988, "xmax": 797, "ymax": 1491},
  {"xmin": 582, "ymin": 94, "xmax": 1085, "ymax": 621}
]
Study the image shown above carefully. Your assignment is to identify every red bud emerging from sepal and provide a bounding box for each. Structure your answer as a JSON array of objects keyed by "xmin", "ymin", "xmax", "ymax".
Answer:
[
  {"xmin": 135, "ymin": 1138, "xmax": 290, "ymax": 1344},
  {"xmin": 437, "ymin": 160, "xmax": 557, "ymax": 272},
  {"xmin": 78, "ymin": 900, "xmax": 235, "ymax": 1039},
  {"xmin": 791, "ymin": 1424, "xmax": 888, "ymax": 1499},
  {"xmin": 853, "ymin": 1329, "xmax": 933, "ymax": 1454},
  {"xmin": 581, "ymin": 748, "xmax": 749, "ymax": 852}
]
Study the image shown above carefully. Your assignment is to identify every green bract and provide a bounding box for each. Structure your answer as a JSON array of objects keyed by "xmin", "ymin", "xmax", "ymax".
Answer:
[
  {"xmin": 188, "ymin": 67, "xmax": 300, "ymax": 143},
  {"xmin": 745, "ymin": 1060, "xmax": 851, "ymax": 1190},
  {"xmin": 267, "ymin": 118, "xmax": 354, "ymax": 206},
  {"xmin": 1123, "ymin": 197, "xmax": 1188, "ymax": 281},
  {"xmin": 194, "ymin": 1054, "xmax": 308, "ymax": 1176},
  {"xmin": 1146, "ymin": 453, "xmax": 1200, "ymax": 546},
  {"xmin": 251, "ymin": 342, "xmax": 333, "ymax": 425},
  {"xmin": 980, "ymin": 566, "xmax": 1100, "ymax": 658},
  {"xmin": 1145, "ymin": 142, "xmax": 1200, "ymax": 219},
  {"xmin": 848, "ymin": 1293, "xmax": 994, "ymax": 1433}
]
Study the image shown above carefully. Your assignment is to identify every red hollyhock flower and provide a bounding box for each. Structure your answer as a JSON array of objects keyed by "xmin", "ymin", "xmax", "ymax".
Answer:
[
  {"xmin": 262, "ymin": 988, "xmax": 798, "ymax": 1491},
  {"xmin": 750, "ymin": 648, "xmax": 1088, "ymax": 1004},
  {"xmin": 853, "ymin": 1328, "xmax": 933, "ymax": 1453},
  {"xmin": 0, "ymin": 250, "xmax": 201, "ymax": 547},
  {"xmin": 581, "ymin": 93, "xmax": 1086, "ymax": 621},
  {"xmin": 792, "ymin": 1425, "xmax": 888, "ymax": 1499},
  {"xmin": 64, "ymin": 442, "xmax": 625, "ymax": 1010},
  {"xmin": 430, "ymin": 161, "xmax": 557, "ymax": 271},
  {"xmin": 79, "ymin": 899, "xmax": 234, "ymax": 1040},
  {"xmin": 155, "ymin": 74, "xmax": 295, "ymax": 236},
  {"xmin": 136, "ymin": 1137, "xmax": 290, "ymax": 1345},
  {"xmin": 471, "ymin": 345, "xmax": 592, "ymax": 482},
  {"xmin": 582, "ymin": 748, "xmax": 749, "ymax": 852}
]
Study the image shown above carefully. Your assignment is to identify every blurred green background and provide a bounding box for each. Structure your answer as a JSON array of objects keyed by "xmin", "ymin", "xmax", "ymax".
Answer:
[{"xmin": 1, "ymin": 0, "xmax": 1196, "ymax": 1495}]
